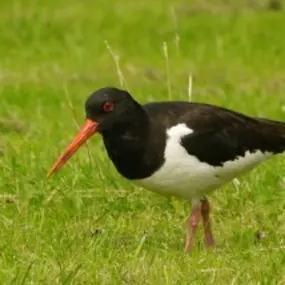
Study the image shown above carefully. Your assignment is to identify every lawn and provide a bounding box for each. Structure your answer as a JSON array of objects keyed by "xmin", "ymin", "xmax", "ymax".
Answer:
[{"xmin": 1, "ymin": 0, "xmax": 285, "ymax": 284}]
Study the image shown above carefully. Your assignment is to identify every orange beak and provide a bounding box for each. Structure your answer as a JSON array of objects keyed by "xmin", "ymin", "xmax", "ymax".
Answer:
[{"xmin": 47, "ymin": 119, "xmax": 99, "ymax": 178}]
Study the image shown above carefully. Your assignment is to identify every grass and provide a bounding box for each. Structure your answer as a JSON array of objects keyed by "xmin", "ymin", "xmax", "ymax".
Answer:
[{"xmin": 1, "ymin": 0, "xmax": 285, "ymax": 284}]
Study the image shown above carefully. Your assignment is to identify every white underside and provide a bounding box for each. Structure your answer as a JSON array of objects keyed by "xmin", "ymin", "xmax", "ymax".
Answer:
[{"xmin": 133, "ymin": 123, "xmax": 272, "ymax": 201}]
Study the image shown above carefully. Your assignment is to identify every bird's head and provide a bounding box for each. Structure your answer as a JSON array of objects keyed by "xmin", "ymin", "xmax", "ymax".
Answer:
[{"xmin": 47, "ymin": 87, "xmax": 136, "ymax": 177}]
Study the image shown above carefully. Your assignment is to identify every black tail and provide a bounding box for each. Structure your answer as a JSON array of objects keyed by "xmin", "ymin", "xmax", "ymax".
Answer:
[{"xmin": 256, "ymin": 117, "xmax": 285, "ymax": 154}]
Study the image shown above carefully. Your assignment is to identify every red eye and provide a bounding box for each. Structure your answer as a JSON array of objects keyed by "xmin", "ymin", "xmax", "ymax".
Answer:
[{"xmin": 103, "ymin": 101, "xmax": 114, "ymax": 112}]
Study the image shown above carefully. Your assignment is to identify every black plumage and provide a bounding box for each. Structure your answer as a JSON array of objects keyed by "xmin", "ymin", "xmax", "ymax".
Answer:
[{"xmin": 85, "ymin": 87, "xmax": 285, "ymax": 180}]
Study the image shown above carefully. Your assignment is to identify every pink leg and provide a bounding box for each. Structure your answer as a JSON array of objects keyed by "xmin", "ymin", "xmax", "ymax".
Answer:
[
  {"xmin": 185, "ymin": 203, "xmax": 201, "ymax": 252},
  {"xmin": 201, "ymin": 198, "xmax": 216, "ymax": 248}
]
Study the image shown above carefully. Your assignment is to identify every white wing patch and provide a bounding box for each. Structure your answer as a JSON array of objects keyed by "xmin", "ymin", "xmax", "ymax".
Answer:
[
  {"xmin": 134, "ymin": 123, "xmax": 272, "ymax": 201},
  {"xmin": 166, "ymin": 123, "xmax": 193, "ymax": 137}
]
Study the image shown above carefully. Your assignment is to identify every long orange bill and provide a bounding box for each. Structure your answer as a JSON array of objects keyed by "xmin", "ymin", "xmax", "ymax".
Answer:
[{"xmin": 47, "ymin": 119, "xmax": 99, "ymax": 178}]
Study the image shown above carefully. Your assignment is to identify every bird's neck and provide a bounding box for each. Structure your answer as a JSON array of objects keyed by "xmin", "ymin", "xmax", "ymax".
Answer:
[{"xmin": 101, "ymin": 106, "xmax": 163, "ymax": 179}]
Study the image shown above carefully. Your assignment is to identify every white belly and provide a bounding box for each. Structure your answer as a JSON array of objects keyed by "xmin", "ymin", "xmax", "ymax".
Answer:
[{"xmin": 133, "ymin": 124, "xmax": 271, "ymax": 201}]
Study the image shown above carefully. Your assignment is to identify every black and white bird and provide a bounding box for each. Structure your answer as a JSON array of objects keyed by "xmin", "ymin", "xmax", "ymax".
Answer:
[{"xmin": 48, "ymin": 87, "xmax": 285, "ymax": 252}]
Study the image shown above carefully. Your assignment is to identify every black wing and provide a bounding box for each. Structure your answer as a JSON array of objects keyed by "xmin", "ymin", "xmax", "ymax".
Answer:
[{"xmin": 144, "ymin": 101, "xmax": 285, "ymax": 166}]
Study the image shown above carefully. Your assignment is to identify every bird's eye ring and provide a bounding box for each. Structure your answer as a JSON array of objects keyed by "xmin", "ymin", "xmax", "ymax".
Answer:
[{"xmin": 103, "ymin": 101, "xmax": 114, "ymax": 112}]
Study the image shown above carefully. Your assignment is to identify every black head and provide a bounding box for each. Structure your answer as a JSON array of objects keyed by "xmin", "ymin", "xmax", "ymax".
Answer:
[
  {"xmin": 85, "ymin": 87, "xmax": 138, "ymax": 133},
  {"xmin": 48, "ymin": 86, "xmax": 143, "ymax": 177}
]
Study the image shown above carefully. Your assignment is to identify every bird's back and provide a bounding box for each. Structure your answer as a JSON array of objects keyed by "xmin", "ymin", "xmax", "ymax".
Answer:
[{"xmin": 142, "ymin": 101, "xmax": 285, "ymax": 161}]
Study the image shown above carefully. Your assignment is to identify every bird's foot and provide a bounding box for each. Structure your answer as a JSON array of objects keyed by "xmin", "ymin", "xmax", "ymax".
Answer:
[
  {"xmin": 184, "ymin": 203, "xmax": 201, "ymax": 253},
  {"xmin": 201, "ymin": 198, "xmax": 216, "ymax": 249}
]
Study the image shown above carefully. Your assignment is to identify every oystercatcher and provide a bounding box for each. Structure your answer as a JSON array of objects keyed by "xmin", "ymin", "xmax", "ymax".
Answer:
[{"xmin": 48, "ymin": 87, "xmax": 285, "ymax": 252}]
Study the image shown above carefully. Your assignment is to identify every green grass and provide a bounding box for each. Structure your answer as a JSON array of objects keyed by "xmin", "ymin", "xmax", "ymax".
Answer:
[{"xmin": 1, "ymin": 0, "xmax": 285, "ymax": 284}]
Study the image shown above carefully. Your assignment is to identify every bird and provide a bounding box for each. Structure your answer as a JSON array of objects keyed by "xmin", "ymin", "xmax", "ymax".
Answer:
[{"xmin": 48, "ymin": 87, "xmax": 285, "ymax": 252}]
